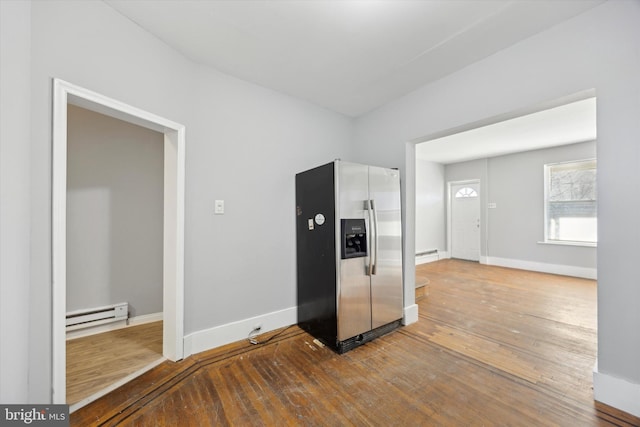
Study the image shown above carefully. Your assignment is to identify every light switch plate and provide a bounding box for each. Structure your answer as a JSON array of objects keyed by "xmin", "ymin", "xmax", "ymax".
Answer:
[{"xmin": 214, "ymin": 200, "xmax": 225, "ymax": 214}]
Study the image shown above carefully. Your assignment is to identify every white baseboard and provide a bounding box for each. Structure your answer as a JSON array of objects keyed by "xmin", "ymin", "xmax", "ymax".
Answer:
[
  {"xmin": 416, "ymin": 252, "xmax": 449, "ymax": 265},
  {"xmin": 403, "ymin": 304, "xmax": 419, "ymax": 325},
  {"xmin": 129, "ymin": 312, "xmax": 164, "ymax": 326},
  {"xmin": 66, "ymin": 312, "xmax": 163, "ymax": 340},
  {"xmin": 593, "ymin": 363, "xmax": 640, "ymax": 418},
  {"xmin": 482, "ymin": 256, "xmax": 597, "ymax": 280},
  {"xmin": 415, "ymin": 254, "xmax": 438, "ymax": 265},
  {"xmin": 183, "ymin": 307, "xmax": 297, "ymax": 358}
]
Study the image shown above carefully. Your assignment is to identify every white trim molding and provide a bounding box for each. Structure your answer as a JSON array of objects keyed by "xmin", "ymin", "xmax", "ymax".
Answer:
[
  {"xmin": 52, "ymin": 78, "xmax": 185, "ymax": 404},
  {"xmin": 183, "ymin": 307, "xmax": 297, "ymax": 358},
  {"xmin": 416, "ymin": 251, "xmax": 450, "ymax": 265},
  {"xmin": 416, "ymin": 253, "xmax": 439, "ymax": 265},
  {"xmin": 183, "ymin": 304, "xmax": 419, "ymax": 358},
  {"xmin": 482, "ymin": 256, "xmax": 597, "ymax": 280},
  {"xmin": 129, "ymin": 311, "xmax": 165, "ymax": 327},
  {"xmin": 594, "ymin": 362, "xmax": 640, "ymax": 418},
  {"xmin": 403, "ymin": 304, "xmax": 419, "ymax": 325}
]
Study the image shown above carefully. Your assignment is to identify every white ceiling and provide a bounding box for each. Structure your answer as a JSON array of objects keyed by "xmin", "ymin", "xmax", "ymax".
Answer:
[
  {"xmin": 416, "ymin": 97, "xmax": 597, "ymax": 164},
  {"xmin": 105, "ymin": 0, "xmax": 604, "ymax": 117}
]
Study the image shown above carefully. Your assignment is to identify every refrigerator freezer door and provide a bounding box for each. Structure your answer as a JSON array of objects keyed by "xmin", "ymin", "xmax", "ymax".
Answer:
[
  {"xmin": 338, "ymin": 258, "xmax": 372, "ymax": 341},
  {"xmin": 338, "ymin": 161, "xmax": 369, "ymax": 219},
  {"xmin": 337, "ymin": 161, "xmax": 372, "ymax": 341},
  {"xmin": 368, "ymin": 166, "xmax": 404, "ymax": 329}
]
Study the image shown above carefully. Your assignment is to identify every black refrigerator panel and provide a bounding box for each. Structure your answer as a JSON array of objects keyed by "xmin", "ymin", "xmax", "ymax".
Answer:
[{"xmin": 295, "ymin": 162, "xmax": 337, "ymax": 348}]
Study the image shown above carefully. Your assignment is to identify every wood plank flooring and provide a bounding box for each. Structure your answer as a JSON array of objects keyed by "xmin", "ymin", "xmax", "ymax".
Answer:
[
  {"xmin": 67, "ymin": 321, "xmax": 163, "ymax": 405},
  {"xmin": 71, "ymin": 260, "xmax": 640, "ymax": 426}
]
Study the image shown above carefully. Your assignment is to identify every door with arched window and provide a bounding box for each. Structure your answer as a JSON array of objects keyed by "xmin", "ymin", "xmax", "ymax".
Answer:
[{"xmin": 451, "ymin": 182, "xmax": 480, "ymax": 261}]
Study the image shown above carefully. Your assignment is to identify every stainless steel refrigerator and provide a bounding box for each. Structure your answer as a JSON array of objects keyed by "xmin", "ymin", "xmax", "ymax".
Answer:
[{"xmin": 296, "ymin": 160, "xmax": 403, "ymax": 353}]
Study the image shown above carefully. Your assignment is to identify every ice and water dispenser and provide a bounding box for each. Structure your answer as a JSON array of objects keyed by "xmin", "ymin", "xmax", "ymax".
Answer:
[{"xmin": 341, "ymin": 219, "xmax": 367, "ymax": 259}]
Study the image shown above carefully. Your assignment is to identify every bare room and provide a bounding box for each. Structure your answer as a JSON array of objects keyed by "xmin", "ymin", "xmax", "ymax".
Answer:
[{"xmin": 1, "ymin": 0, "xmax": 639, "ymax": 425}]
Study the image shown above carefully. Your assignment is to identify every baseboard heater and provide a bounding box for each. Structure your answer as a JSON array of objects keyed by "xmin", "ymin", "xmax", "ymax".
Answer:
[
  {"xmin": 416, "ymin": 249, "xmax": 438, "ymax": 257},
  {"xmin": 66, "ymin": 302, "xmax": 128, "ymax": 331}
]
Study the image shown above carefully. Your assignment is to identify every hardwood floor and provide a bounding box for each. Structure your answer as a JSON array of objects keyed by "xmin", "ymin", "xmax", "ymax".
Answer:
[
  {"xmin": 71, "ymin": 260, "xmax": 640, "ymax": 426},
  {"xmin": 67, "ymin": 321, "xmax": 163, "ymax": 406}
]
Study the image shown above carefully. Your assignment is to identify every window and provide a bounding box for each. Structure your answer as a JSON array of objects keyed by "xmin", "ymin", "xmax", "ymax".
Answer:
[
  {"xmin": 455, "ymin": 187, "xmax": 478, "ymax": 198},
  {"xmin": 544, "ymin": 159, "xmax": 597, "ymax": 244}
]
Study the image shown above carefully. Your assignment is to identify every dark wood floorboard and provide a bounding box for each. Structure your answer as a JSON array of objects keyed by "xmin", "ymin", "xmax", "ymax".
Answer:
[{"xmin": 72, "ymin": 260, "xmax": 640, "ymax": 426}]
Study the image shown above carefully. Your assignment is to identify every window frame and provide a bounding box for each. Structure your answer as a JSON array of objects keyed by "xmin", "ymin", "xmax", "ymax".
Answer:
[
  {"xmin": 542, "ymin": 158, "xmax": 597, "ymax": 247},
  {"xmin": 454, "ymin": 187, "xmax": 478, "ymax": 198}
]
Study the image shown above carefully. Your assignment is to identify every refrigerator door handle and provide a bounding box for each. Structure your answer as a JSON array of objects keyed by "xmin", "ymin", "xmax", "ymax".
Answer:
[
  {"xmin": 367, "ymin": 199, "xmax": 374, "ymax": 276},
  {"xmin": 370, "ymin": 199, "xmax": 378, "ymax": 275}
]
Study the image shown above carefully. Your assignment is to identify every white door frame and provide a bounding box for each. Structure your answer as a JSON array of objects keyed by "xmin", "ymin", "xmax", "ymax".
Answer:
[
  {"xmin": 52, "ymin": 79, "xmax": 185, "ymax": 404},
  {"xmin": 447, "ymin": 179, "xmax": 481, "ymax": 261}
]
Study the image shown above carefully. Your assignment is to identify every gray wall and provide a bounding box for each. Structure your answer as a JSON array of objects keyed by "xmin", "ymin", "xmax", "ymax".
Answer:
[
  {"xmin": 184, "ymin": 65, "xmax": 352, "ymax": 334},
  {"xmin": 0, "ymin": 0, "xmax": 31, "ymax": 404},
  {"xmin": 67, "ymin": 105, "xmax": 164, "ymax": 317},
  {"xmin": 354, "ymin": 0, "xmax": 640, "ymax": 401},
  {"xmin": 11, "ymin": 0, "xmax": 352, "ymax": 402},
  {"xmin": 431, "ymin": 142, "xmax": 597, "ymax": 270},
  {"xmin": 415, "ymin": 159, "xmax": 445, "ymax": 254},
  {"xmin": 486, "ymin": 141, "xmax": 596, "ymax": 268}
]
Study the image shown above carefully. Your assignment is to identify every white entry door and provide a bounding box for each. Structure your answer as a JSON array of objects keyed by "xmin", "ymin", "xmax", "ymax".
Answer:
[{"xmin": 451, "ymin": 182, "xmax": 480, "ymax": 261}]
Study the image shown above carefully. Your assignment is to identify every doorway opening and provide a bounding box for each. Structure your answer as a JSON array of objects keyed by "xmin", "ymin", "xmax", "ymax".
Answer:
[
  {"xmin": 65, "ymin": 104, "xmax": 165, "ymax": 407},
  {"xmin": 411, "ymin": 90, "xmax": 596, "ymax": 270},
  {"xmin": 408, "ymin": 89, "xmax": 597, "ymax": 339},
  {"xmin": 52, "ymin": 79, "xmax": 185, "ymax": 406}
]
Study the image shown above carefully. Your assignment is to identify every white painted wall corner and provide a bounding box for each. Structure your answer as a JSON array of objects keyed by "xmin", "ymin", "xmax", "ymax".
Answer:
[{"xmin": 403, "ymin": 304, "xmax": 419, "ymax": 325}]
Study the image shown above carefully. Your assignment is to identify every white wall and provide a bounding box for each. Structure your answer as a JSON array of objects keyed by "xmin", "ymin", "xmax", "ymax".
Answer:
[
  {"xmin": 415, "ymin": 159, "xmax": 445, "ymax": 256},
  {"xmin": 22, "ymin": 0, "xmax": 352, "ymax": 402},
  {"xmin": 67, "ymin": 105, "xmax": 164, "ymax": 317},
  {"xmin": 0, "ymin": 0, "xmax": 31, "ymax": 404},
  {"xmin": 354, "ymin": 0, "xmax": 640, "ymax": 416}
]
